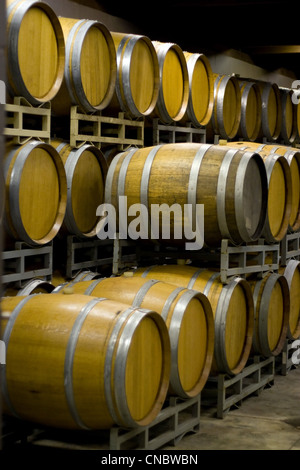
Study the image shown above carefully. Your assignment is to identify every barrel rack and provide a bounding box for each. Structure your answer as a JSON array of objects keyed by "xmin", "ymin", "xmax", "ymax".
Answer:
[
  {"xmin": 2, "ymin": 241, "xmax": 53, "ymax": 288},
  {"xmin": 1, "ymin": 395, "xmax": 201, "ymax": 451},
  {"xmin": 202, "ymin": 356, "xmax": 275, "ymax": 419},
  {"xmin": 150, "ymin": 118, "xmax": 206, "ymax": 145},
  {"xmin": 113, "ymin": 237, "xmax": 280, "ymax": 282},
  {"xmin": 4, "ymin": 96, "xmax": 51, "ymax": 144},
  {"xmin": 280, "ymin": 231, "xmax": 300, "ymax": 266},
  {"xmin": 69, "ymin": 106, "xmax": 144, "ymax": 150}
]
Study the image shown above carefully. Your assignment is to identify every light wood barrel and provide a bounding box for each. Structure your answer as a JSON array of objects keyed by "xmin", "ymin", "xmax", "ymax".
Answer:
[
  {"xmin": 4, "ymin": 140, "xmax": 67, "ymax": 246},
  {"xmin": 151, "ymin": 41, "xmax": 189, "ymax": 124},
  {"xmin": 258, "ymin": 81, "xmax": 282, "ymax": 142},
  {"xmin": 209, "ymin": 74, "xmax": 241, "ymax": 140},
  {"xmin": 109, "ymin": 33, "xmax": 159, "ymax": 118},
  {"xmin": 280, "ymin": 88, "xmax": 298, "ymax": 145},
  {"xmin": 1, "ymin": 293, "xmax": 170, "ymax": 430},
  {"xmin": 131, "ymin": 265, "xmax": 254, "ymax": 376},
  {"xmin": 222, "ymin": 141, "xmax": 292, "ymax": 243},
  {"xmin": 104, "ymin": 143, "xmax": 268, "ymax": 247},
  {"xmin": 237, "ymin": 81, "xmax": 262, "ymax": 141},
  {"xmin": 248, "ymin": 273, "xmax": 290, "ymax": 357},
  {"xmin": 51, "ymin": 17, "xmax": 117, "ymax": 115},
  {"xmin": 231, "ymin": 141, "xmax": 299, "ymax": 233},
  {"xmin": 6, "ymin": 0, "xmax": 65, "ymax": 105},
  {"xmin": 51, "ymin": 140, "xmax": 107, "ymax": 238},
  {"xmin": 3, "ymin": 278, "xmax": 55, "ymax": 297},
  {"xmin": 279, "ymin": 260, "xmax": 300, "ymax": 341},
  {"xmin": 53, "ymin": 275, "xmax": 215, "ymax": 398},
  {"xmin": 180, "ymin": 52, "xmax": 214, "ymax": 127}
]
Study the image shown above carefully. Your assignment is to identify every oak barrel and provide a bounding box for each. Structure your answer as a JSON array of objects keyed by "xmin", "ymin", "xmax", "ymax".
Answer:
[
  {"xmin": 109, "ymin": 33, "xmax": 159, "ymax": 118},
  {"xmin": 4, "ymin": 140, "xmax": 67, "ymax": 246},
  {"xmin": 6, "ymin": 0, "xmax": 65, "ymax": 105},
  {"xmin": 53, "ymin": 275, "xmax": 215, "ymax": 398},
  {"xmin": 237, "ymin": 81, "xmax": 262, "ymax": 141},
  {"xmin": 131, "ymin": 265, "xmax": 254, "ymax": 376},
  {"xmin": 279, "ymin": 260, "xmax": 300, "ymax": 341},
  {"xmin": 51, "ymin": 17, "xmax": 117, "ymax": 115},
  {"xmin": 180, "ymin": 52, "xmax": 214, "ymax": 127},
  {"xmin": 258, "ymin": 81, "xmax": 282, "ymax": 142},
  {"xmin": 104, "ymin": 143, "xmax": 268, "ymax": 247},
  {"xmin": 280, "ymin": 88, "xmax": 298, "ymax": 145},
  {"xmin": 208, "ymin": 74, "xmax": 241, "ymax": 140},
  {"xmin": 223, "ymin": 141, "xmax": 292, "ymax": 242},
  {"xmin": 1, "ymin": 293, "xmax": 170, "ymax": 430},
  {"xmin": 231, "ymin": 141, "xmax": 299, "ymax": 233},
  {"xmin": 151, "ymin": 41, "xmax": 189, "ymax": 124},
  {"xmin": 248, "ymin": 273, "xmax": 290, "ymax": 357},
  {"xmin": 51, "ymin": 140, "xmax": 108, "ymax": 238}
]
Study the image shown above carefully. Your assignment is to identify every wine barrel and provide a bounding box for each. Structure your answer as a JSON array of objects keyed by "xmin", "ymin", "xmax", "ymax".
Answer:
[
  {"xmin": 237, "ymin": 81, "xmax": 262, "ymax": 141},
  {"xmin": 259, "ymin": 147, "xmax": 291, "ymax": 243},
  {"xmin": 230, "ymin": 141, "xmax": 299, "ymax": 233},
  {"xmin": 4, "ymin": 140, "xmax": 67, "ymax": 246},
  {"xmin": 180, "ymin": 52, "xmax": 214, "ymax": 127},
  {"xmin": 104, "ymin": 143, "xmax": 268, "ymax": 247},
  {"xmin": 53, "ymin": 275, "xmax": 215, "ymax": 398},
  {"xmin": 257, "ymin": 81, "xmax": 282, "ymax": 142},
  {"xmin": 279, "ymin": 260, "xmax": 300, "ymax": 341},
  {"xmin": 1, "ymin": 293, "xmax": 170, "ymax": 430},
  {"xmin": 221, "ymin": 141, "xmax": 292, "ymax": 242},
  {"xmin": 151, "ymin": 41, "xmax": 189, "ymax": 124},
  {"xmin": 6, "ymin": 0, "xmax": 65, "ymax": 105},
  {"xmin": 51, "ymin": 140, "xmax": 107, "ymax": 238},
  {"xmin": 280, "ymin": 88, "xmax": 298, "ymax": 145},
  {"xmin": 248, "ymin": 273, "xmax": 290, "ymax": 357},
  {"xmin": 130, "ymin": 265, "xmax": 254, "ymax": 376},
  {"xmin": 3, "ymin": 278, "xmax": 55, "ymax": 297},
  {"xmin": 208, "ymin": 74, "xmax": 241, "ymax": 140},
  {"xmin": 108, "ymin": 33, "xmax": 159, "ymax": 118},
  {"xmin": 51, "ymin": 17, "xmax": 117, "ymax": 115}
]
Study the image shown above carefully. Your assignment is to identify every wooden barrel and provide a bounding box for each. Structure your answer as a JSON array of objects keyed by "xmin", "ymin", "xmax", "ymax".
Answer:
[
  {"xmin": 248, "ymin": 273, "xmax": 290, "ymax": 357},
  {"xmin": 3, "ymin": 278, "xmax": 55, "ymax": 297},
  {"xmin": 237, "ymin": 81, "xmax": 262, "ymax": 141},
  {"xmin": 1, "ymin": 293, "xmax": 170, "ymax": 430},
  {"xmin": 104, "ymin": 143, "xmax": 268, "ymax": 247},
  {"xmin": 258, "ymin": 81, "xmax": 282, "ymax": 142},
  {"xmin": 230, "ymin": 141, "xmax": 299, "ymax": 233},
  {"xmin": 51, "ymin": 140, "xmax": 107, "ymax": 238},
  {"xmin": 108, "ymin": 33, "xmax": 159, "ymax": 118},
  {"xmin": 279, "ymin": 260, "xmax": 300, "ymax": 341},
  {"xmin": 279, "ymin": 88, "xmax": 298, "ymax": 145},
  {"xmin": 6, "ymin": 0, "xmax": 65, "ymax": 105},
  {"xmin": 4, "ymin": 140, "xmax": 67, "ymax": 246},
  {"xmin": 53, "ymin": 275, "xmax": 215, "ymax": 398},
  {"xmin": 222, "ymin": 141, "xmax": 292, "ymax": 242},
  {"xmin": 51, "ymin": 17, "xmax": 117, "ymax": 115},
  {"xmin": 208, "ymin": 74, "xmax": 241, "ymax": 140},
  {"xmin": 151, "ymin": 41, "xmax": 189, "ymax": 124},
  {"xmin": 131, "ymin": 265, "xmax": 254, "ymax": 376},
  {"xmin": 180, "ymin": 52, "xmax": 214, "ymax": 127}
]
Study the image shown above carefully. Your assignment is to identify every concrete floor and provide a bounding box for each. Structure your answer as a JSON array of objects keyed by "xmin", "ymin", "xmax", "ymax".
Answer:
[
  {"xmin": 2, "ymin": 360, "xmax": 299, "ymax": 453},
  {"xmin": 165, "ymin": 364, "xmax": 300, "ymax": 451}
]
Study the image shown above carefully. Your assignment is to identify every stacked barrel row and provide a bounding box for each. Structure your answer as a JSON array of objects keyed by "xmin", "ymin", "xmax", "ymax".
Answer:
[
  {"xmin": 2, "ymin": 140, "xmax": 300, "ymax": 432},
  {"xmin": 2, "ymin": 0, "xmax": 300, "ymax": 438},
  {"xmin": 6, "ymin": 0, "xmax": 300, "ymax": 143}
]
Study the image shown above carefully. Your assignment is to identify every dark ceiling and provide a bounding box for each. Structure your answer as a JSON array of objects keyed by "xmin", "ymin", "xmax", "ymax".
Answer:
[{"xmin": 97, "ymin": 0, "xmax": 300, "ymax": 77}]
